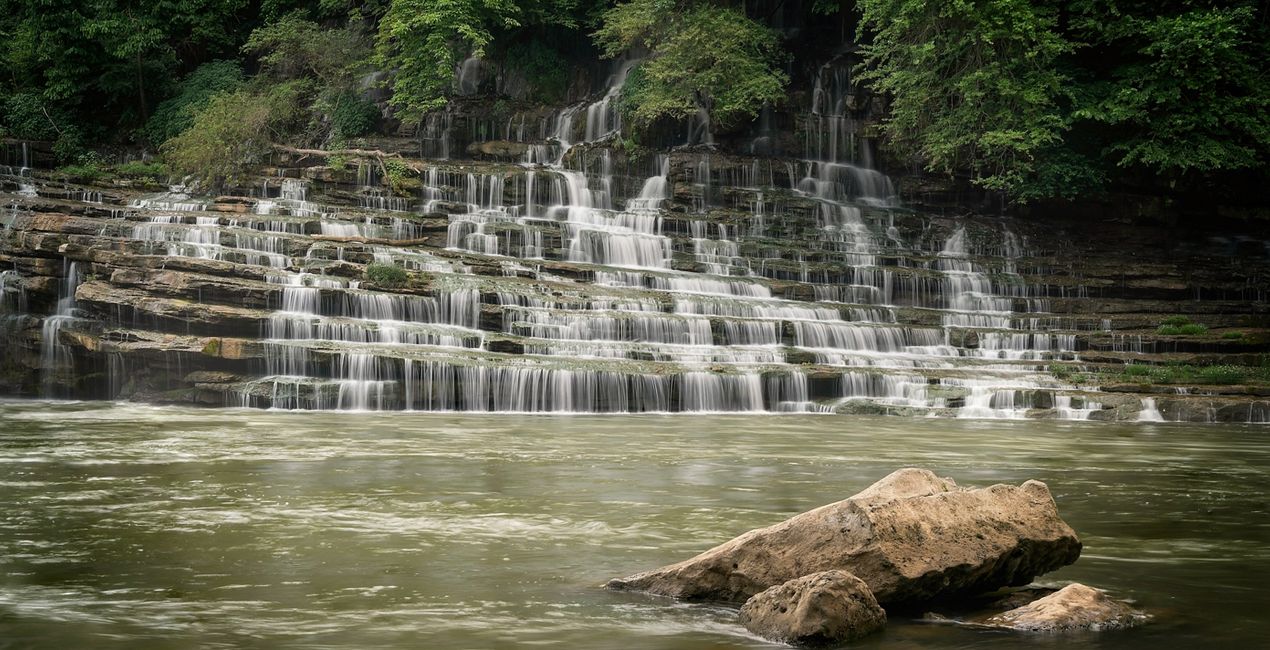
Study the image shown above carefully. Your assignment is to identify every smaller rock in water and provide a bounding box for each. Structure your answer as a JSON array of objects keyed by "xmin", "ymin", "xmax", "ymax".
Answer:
[
  {"xmin": 739, "ymin": 570, "xmax": 886, "ymax": 646},
  {"xmin": 985, "ymin": 583, "xmax": 1147, "ymax": 632}
]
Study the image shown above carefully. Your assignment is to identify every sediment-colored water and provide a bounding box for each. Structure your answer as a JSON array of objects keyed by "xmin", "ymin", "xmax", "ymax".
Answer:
[{"xmin": 1, "ymin": 400, "xmax": 1266, "ymax": 648}]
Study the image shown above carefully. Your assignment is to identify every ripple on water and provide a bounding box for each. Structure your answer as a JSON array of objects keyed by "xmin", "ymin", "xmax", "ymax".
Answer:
[{"xmin": 0, "ymin": 400, "xmax": 1268, "ymax": 649}]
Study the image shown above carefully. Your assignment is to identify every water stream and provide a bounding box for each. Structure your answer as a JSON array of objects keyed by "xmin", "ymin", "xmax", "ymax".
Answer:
[{"xmin": 1, "ymin": 400, "xmax": 1266, "ymax": 648}]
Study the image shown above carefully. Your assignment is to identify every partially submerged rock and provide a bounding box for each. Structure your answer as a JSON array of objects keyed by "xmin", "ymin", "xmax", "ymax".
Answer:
[
  {"xmin": 739, "ymin": 570, "xmax": 886, "ymax": 646},
  {"xmin": 984, "ymin": 583, "xmax": 1147, "ymax": 632},
  {"xmin": 606, "ymin": 468, "xmax": 1082, "ymax": 606}
]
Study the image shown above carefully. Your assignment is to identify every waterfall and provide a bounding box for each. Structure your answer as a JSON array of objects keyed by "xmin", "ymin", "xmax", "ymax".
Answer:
[
  {"xmin": 40, "ymin": 260, "xmax": 81, "ymax": 396},
  {"xmin": 4, "ymin": 55, "xmax": 1141, "ymax": 419},
  {"xmin": 1138, "ymin": 398, "xmax": 1165, "ymax": 422}
]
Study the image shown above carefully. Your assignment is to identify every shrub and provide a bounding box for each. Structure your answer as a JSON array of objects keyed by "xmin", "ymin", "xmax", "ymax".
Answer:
[
  {"xmin": 382, "ymin": 158, "xmax": 419, "ymax": 196},
  {"xmin": 144, "ymin": 61, "xmax": 245, "ymax": 146},
  {"xmin": 1160, "ymin": 315, "xmax": 1192, "ymax": 326},
  {"xmin": 1196, "ymin": 365, "xmax": 1246, "ymax": 385},
  {"xmin": 162, "ymin": 90, "xmax": 276, "ymax": 189},
  {"xmin": 501, "ymin": 41, "xmax": 569, "ymax": 104},
  {"xmin": 56, "ymin": 152, "xmax": 106, "ymax": 182},
  {"xmin": 1157, "ymin": 323, "xmax": 1208, "ymax": 335},
  {"xmin": 2, "ymin": 92, "xmax": 60, "ymax": 141},
  {"xmin": 1221, "ymin": 331, "xmax": 1245, "ymax": 340},
  {"xmin": 114, "ymin": 161, "xmax": 167, "ymax": 182},
  {"xmin": 1122, "ymin": 363, "xmax": 1154, "ymax": 377},
  {"xmin": 330, "ymin": 92, "xmax": 379, "ymax": 139},
  {"xmin": 365, "ymin": 262, "xmax": 408, "ymax": 287}
]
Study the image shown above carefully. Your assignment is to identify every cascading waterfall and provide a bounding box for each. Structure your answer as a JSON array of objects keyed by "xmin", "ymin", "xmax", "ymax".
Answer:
[
  {"xmin": 1138, "ymin": 398, "xmax": 1166, "ymax": 422},
  {"xmin": 40, "ymin": 260, "xmax": 81, "ymax": 396},
  {"xmin": 5, "ymin": 56, "xmax": 1141, "ymax": 419}
]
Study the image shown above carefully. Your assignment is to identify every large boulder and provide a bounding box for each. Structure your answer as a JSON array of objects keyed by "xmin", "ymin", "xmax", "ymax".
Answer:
[
  {"xmin": 984, "ymin": 583, "xmax": 1146, "ymax": 632},
  {"xmin": 606, "ymin": 468, "xmax": 1081, "ymax": 606},
  {"xmin": 739, "ymin": 570, "xmax": 886, "ymax": 646}
]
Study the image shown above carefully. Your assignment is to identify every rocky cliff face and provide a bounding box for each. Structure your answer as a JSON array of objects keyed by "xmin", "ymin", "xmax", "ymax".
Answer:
[{"xmin": 1, "ymin": 70, "xmax": 1268, "ymax": 419}]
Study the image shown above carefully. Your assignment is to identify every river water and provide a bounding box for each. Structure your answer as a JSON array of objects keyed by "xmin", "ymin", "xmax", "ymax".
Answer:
[{"xmin": 1, "ymin": 400, "xmax": 1266, "ymax": 649}]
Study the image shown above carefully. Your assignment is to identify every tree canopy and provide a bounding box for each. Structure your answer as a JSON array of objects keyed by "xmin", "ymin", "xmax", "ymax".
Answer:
[
  {"xmin": 595, "ymin": 0, "xmax": 788, "ymax": 131},
  {"xmin": 856, "ymin": 0, "xmax": 1269, "ymax": 199}
]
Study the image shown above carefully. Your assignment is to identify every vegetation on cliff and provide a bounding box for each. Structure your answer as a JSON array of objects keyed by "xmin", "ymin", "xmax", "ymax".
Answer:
[
  {"xmin": 857, "ymin": 0, "xmax": 1270, "ymax": 198},
  {"xmin": 1, "ymin": 0, "xmax": 1265, "ymax": 201}
]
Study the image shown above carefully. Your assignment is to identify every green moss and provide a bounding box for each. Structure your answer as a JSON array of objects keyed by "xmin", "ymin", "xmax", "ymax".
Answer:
[
  {"xmin": 201, "ymin": 338, "xmax": 222, "ymax": 357},
  {"xmin": 1221, "ymin": 331, "xmax": 1245, "ymax": 340}
]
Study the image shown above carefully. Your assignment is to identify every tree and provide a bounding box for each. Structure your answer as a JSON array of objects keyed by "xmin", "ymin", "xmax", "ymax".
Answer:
[
  {"xmin": 144, "ymin": 61, "xmax": 245, "ymax": 146},
  {"xmin": 855, "ymin": 0, "xmax": 1072, "ymax": 197},
  {"xmin": 1069, "ymin": 1, "xmax": 1269, "ymax": 176},
  {"xmin": 374, "ymin": 0, "xmax": 523, "ymax": 122},
  {"xmin": 594, "ymin": 0, "xmax": 788, "ymax": 132},
  {"xmin": 162, "ymin": 86, "xmax": 303, "ymax": 188}
]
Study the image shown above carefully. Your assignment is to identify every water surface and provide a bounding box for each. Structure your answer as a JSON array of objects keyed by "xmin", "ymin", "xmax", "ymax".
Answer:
[{"xmin": 1, "ymin": 400, "xmax": 1267, "ymax": 648}]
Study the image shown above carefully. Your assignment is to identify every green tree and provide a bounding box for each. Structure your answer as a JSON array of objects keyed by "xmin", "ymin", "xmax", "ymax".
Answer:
[
  {"xmin": 1069, "ymin": 1, "xmax": 1269, "ymax": 176},
  {"xmin": 243, "ymin": 12, "xmax": 370, "ymax": 87},
  {"xmin": 0, "ymin": 0, "xmax": 247, "ymax": 157},
  {"xmin": 374, "ymin": 0, "xmax": 523, "ymax": 122},
  {"xmin": 856, "ymin": 0, "xmax": 1072, "ymax": 196},
  {"xmin": 144, "ymin": 61, "xmax": 245, "ymax": 146},
  {"xmin": 162, "ymin": 85, "xmax": 305, "ymax": 188},
  {"xmin": 594, "ymin": 0, "xmax": 788, "ymax": 131}
]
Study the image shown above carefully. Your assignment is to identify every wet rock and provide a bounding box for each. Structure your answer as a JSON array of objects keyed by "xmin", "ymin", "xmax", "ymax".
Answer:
[
  {"xmin": 465, "ymin": 140, "xmax": 530, "ymax": 160},
  {"xmin": 606, "ymin": 468, "xmax": 1081, "ymax": 606},
  {"xmin": 984, "ymin": 583, "xmax": 1147, "ymax": 632},
  {"xmin": 739, "ymin": 570, "xmax": 886, "ymax": 646}
]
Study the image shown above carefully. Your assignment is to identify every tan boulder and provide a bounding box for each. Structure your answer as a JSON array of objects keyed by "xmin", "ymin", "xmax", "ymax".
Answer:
[
  {"xmin": 739, "ymin": 570, "xmax": 885, "ymax": 646},
  {"xmin": 984, "ymin": 583, "xmax": 1146, "ymax": 632},
  {"xmin": 606, "ymin": 468, "xmax": 1081, "ymax": 605}
]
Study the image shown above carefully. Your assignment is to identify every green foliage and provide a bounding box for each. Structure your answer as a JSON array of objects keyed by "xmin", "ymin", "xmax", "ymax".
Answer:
[
  {"xmin": 1048, "ymin": 363, "xmax": 1075, "ymax": 382},
  {"xmin": 1195, "ymin": 365, "xmax": 1247, "ymax": 385},
  {"xmin": 1221, "ymin": 331, "xmax": 1245, "ymax": 340},
  {"xmin": 0, "ymin": 0, "xmax": 246, "ymax": 148},
  {"xmin": 144, "ymin": 61, "xmax": 245, "ymax": 146},
  {"xmin": 2, "ymin": 93, "xmax": 61, "ymax": 141},
  {"xmin": 243, "ymin": 13, "xmax": 369, "ymax": 86},
  {"xmin": 162, "ymin": 89, "xmax": 289, "ymax": 189},
  {"xmin": 1099, "ymin": 362, "xmax": 1270, "ymax": 386},
  {"xmin": 856, "ymin": 0, "xmax": 1269, "ymax": 199},
  {"xmin": 365, "ymin": 262, "xmax": 408, "ymax": 286},
  {"xmin": 375, "ymin": 0, "xmax": 523, "ymax": 122},
  {"xmin": 501, "ymin": 41, "xmax": 569, "ymax": 104},
  {"xmin": 1156, "ymin": 316, "xmax": 1207, "ymax": 335},
  {"xmin": 54, "ymin": 151, "xmax": 106, "ymax": 182},
  {"xmin": 327, "ymin": 153, "xmax": 352, "ymax": 171},
  {"xmin": 330, "ymin": 92, "xmax": 380, "ymax": 139},
  {"xmin": 857, "ymin": 0, "xmax": 1071, "ymax": 197},
  {"xmin": 595, "ymin": 0, "xmax": 788, "ymax": 130},
  {"xmin": 1070, "ymin": 3, "xmax": 1270, "ymax": 175},
  {"xmin": 381, "ymin": 158, "xmax": 419, "ymax": 196},
  {"xmin": 114, "ymin": 160, "xmax": 168, "ymax": 183},
  {"xmin": 1157, "ymin": 323, "xmax": 1208, "ymax": 336}
]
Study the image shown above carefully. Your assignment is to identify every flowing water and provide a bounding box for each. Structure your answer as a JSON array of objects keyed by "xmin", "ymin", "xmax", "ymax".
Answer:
[{"xmin": 1, "ymin": 400, "xmax": 1267, "ymax": 649}]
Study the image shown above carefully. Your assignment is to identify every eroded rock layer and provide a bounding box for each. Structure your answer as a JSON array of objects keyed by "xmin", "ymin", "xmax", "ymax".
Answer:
[{"xmin": 2, "ymin": 131, "xmax": 1269, "ymax": 416}]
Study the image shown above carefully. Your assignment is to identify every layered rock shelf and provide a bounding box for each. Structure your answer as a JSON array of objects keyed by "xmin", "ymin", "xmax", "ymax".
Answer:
[{"xmin": 2, "ymin": 134, "xmax": 1269, "ymax": 417}]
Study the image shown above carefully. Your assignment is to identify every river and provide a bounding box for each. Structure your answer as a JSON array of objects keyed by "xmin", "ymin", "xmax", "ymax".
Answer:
[{"xmin": 1, "ymin": 400, "xmax": 1266, "ymax": 648}]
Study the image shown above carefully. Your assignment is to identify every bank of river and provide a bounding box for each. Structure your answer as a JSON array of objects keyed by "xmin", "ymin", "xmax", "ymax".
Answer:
[{"xmin": 1, "ymin": 400, "xmax": 1266, "ymax": 648}]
